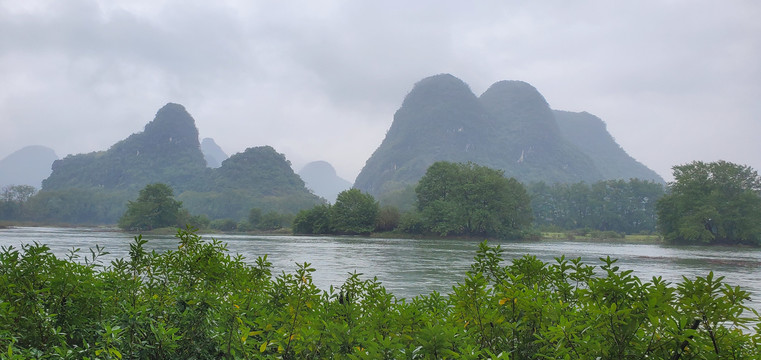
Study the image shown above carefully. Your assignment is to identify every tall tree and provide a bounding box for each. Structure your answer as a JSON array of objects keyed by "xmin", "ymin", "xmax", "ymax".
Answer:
[
  {"xmin": 293, "ymin": 204, "xmax": 332, "ymax": 234},
  {"xmin": 0, "ymin": 185, "xmax": 37, "ymax": 219},
  {"xmin": 416, "ymin": 161, "xmax": 532, "ymax": 239},
  {"xmin": 529, "ymin": 180, "xmax": 664, "ymax": 234},
  {"xmin": 119, "ymin": 183, "xmax": 183, "ymax": 231},
  {"xmin": 657, "ymin": 160, "xmax": 761, "ymax": 245},
  {"xmin": 331, "ymin": 189, "xmax": 379, "ymax": 234}
]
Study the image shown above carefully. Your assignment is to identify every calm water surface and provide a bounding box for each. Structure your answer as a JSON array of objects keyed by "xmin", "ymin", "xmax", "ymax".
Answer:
[{"xmin": 1, "ymin": 227, "xmax": 760, "ymax": 311}]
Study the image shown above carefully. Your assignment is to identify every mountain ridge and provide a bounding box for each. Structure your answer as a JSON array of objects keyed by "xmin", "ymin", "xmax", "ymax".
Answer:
[
  {"xmin": 0, "ymin": 145, "xmax": 58, "ymax": 189},
  {"xmin": 35, "ymin": 103, "xmax": 321, "ymax": 223},
  {"xmin": 299, "ymin": 161, "xmax": 352, "ymax": 203},
  {"xmin": 554, "ymin": 110, "xmax": 663, "ymax": 183},
  {"xmin": 354, "ymin": 74, "xmax": 663, "ymax": 198},
  {"xmin": 201, "ymin": 137, "xmax": 228, "ymax": 168}
]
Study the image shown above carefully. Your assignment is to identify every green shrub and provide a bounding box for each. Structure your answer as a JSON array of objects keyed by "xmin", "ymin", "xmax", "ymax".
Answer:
[
  {"xmin": 397, "ymin": 210, "xmax": 425, "ymax": 234},
  {"xmin": 375, "ymin": 205, "xmax": 401, "ymax": 232},
  {"xmin": 589, "ymin": 230, "xmax": 625, "ymax": 239},
  {"xmin": 293, "ymin": 204, "xmax": 332, "ymax": 234},
  {"xmin": 209, "ymin": 218, "xmax": 238, "ymax": 231},
  {"xmin": 0, "ymin": 229, "xmax": 758, "ymax": 358}
]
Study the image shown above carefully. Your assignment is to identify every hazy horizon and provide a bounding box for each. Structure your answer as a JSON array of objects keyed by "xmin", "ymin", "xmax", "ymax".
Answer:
[{"xmin": 2, "ymin": 1, "xmax": 759, "ymax": 183}]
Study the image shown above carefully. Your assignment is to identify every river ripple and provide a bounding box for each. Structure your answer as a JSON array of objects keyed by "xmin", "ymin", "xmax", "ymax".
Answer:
[{"xmin": 1, "ymin": 227, "xmax": 760, "ymax": 314}]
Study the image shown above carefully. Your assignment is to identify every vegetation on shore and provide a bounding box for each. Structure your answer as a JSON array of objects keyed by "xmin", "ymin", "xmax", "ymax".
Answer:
[
  {"xmin": 295, "ymin": 162, "xmax": 534, "ymax": 240},
  {"xmin": 657, "ymin": 161, "xmax": 761, "ymax": 246},
  {"xmin": 4, "ymin": 159, "xmax": 761, "ymax": 246},
  {"xmin": 1, "ymin": 228, "xmax": 758, "ymax": 359}
]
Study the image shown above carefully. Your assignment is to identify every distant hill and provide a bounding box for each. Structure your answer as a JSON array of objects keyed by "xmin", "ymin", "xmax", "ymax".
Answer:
[
  {"xmin": 201, "ymin": 137, "xmax": 228, "ymax": 168},
  {"xmin": 299, "ymin": 161, "xmax": 352, "ymax": 203},
  {"xmin": 0, "ymin": 145, "xmax": 58, "ymax": 189},
  {"xmin": 179, "ymin": 146, "xmax": 321, "ymax": 220},
  {"xmin": 354, "ymin": 74, "xmax": 493, "ymax": 196},
  {"xmin": 354, "ymin": 74, "xmax": 661, "ymax": 198},
  {"xmin": 32, "ymin": 103, "xmax": 321, "ymax": 224},
  {"xmin": 554, "ymin": 110, "xmax": 664, "ymax": 183},
  {"xmin": 478, "ymin": 80, "xmax": 601, "ymax": 183},
  {"xmin": 43, "ymin": 103, "xmax": 208, "ymax": 193}
]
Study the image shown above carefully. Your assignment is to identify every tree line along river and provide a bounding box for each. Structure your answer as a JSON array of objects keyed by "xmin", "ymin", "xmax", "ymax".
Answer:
[{"xmin": 1, "ymin": 226, "xmax": 760, "ymax": 314}]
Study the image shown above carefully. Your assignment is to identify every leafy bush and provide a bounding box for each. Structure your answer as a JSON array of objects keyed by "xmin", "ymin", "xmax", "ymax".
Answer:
[
  {"xmin": 657, "ymin": 160, "xmax": 761, "ymax": 245},
  {"xmin": 375, "ymin": 205, "xmax": 401, "ymax": 232},
  {"xmin": 397, "ymin": 210, "xmax": 426, "ymax": 234},
  {"xmin": 293, "ymin": 189, "xmax": 379, "ymax": 235},
  {"xmin": 1, "ymin": 229, "xmax": 758, "ymax": 358},
  {"xmin": 293, "ymin": 204, "xmax": 332, "ymax": 234},
  {"xmin": 209, "ymin": 218, "xmax": 238, "ymax": 231},
  {"xmin": 119, "ymin": 183, "xmax": 183, "ymax": 231},
  {"xmin": 331, "ymin": 189, "xmax": 379, "ymax": 235},
  {"xmin": 177, "ymin": 209, "xmax": 210, "ymax": 229},
  {"xmin": 417, "ymin": 161, "xmax": 533, "ymax": 239},
  {"xmin": 589, "ymin": 230, "xmax": 625, "ymax": 239},
  {"xmin": 259, "ymin": 211, "xmax": 293, "ymax": 231}
]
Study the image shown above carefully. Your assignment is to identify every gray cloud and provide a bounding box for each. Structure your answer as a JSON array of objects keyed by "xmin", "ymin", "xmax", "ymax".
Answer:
[{"xmin": 1, "ymin": 0, "xmax": 759, "ymax": 182}]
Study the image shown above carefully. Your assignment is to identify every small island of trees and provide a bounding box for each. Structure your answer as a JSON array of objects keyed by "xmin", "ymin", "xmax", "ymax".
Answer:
[
  {"xmin": 657, "ymin": 160, "xmax": 761, "ymax": 245},
  {"xmin": 293, "ymin": 162, "xmax": 533, "ymax": 239}
]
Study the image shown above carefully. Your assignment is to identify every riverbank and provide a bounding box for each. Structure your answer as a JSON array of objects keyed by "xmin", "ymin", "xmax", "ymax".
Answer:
[
  {"xmin": 0, "ymin": 222, "xmax": 683, "ymax": 246},
  {"xmin": 541, "ymin": 231, "xmax": 664, "ymax": 244},
  {"xmin": 1, "ymin": 228, "xmax": 758, "ymax": 359}
]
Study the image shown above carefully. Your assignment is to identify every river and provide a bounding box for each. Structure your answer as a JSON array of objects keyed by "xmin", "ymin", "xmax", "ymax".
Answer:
[{"xmin": 1, "ymin": 227, "xmax": 760, "ymax": 312}]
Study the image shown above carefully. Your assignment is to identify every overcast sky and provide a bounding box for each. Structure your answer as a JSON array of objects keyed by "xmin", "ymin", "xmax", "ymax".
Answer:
[{"xmin": 1, "ymin": 0, "xmax": 759, "ymax": 183}]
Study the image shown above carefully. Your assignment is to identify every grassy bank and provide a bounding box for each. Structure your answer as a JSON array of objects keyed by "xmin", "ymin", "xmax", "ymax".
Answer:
[{"xmin": 541, "ymin": 231, "xmax": 664, "ymax": 244}]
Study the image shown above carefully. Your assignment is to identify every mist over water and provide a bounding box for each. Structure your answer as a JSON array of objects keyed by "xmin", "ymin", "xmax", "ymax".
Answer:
[{"xmin": 1, "ymin": 227, "xmax": 760, "ymax": 313}]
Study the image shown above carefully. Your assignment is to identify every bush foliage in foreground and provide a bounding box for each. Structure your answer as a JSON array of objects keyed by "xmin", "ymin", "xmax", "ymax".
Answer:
[{"xmin": 1, "ymin": 229, "xmax": 759, "ymax": 359}]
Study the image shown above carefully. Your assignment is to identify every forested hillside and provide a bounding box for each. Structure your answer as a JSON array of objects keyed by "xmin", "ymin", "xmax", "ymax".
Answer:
[
  {"xmin": 354, "ymin": 74, "xmax": 492, "ymax": 196},
  {"xmin": 179, "ymin": 146, "xmax": 321, "ymax": 220},
  {"xmin": 479, "ymin": 80, "xmax": 601, "ymax": 183},
  {"xmin": 554, "ymin": 110, "xmax": 664, "ymax": 183},
  {"xmin": 354, "ymin": 74, "xmax": 663, "ymax": 199},
  {"xmin": 43, "ymin": 103, "xmax": 208, "ymax": 192},
  {"xmin": 20, "ymin": 103, "xmax": 320, "ymax": 224}
]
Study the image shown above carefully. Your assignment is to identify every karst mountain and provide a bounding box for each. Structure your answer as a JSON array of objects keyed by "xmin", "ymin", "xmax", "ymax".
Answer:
[
  {"xmin": 38, "ymin": 103, "xmax": 321, "ymax": 223},
  {"xmin": 354, "ymin": 74, "xmax": 663, "ymax": 198}
]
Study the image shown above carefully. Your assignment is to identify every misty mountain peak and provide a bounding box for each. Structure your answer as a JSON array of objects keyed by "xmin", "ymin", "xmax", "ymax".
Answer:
[
  {"xmin": 299, "ymin": 161, "xmax": 352, "ymax": 202},
  {"xmin": 301, "ymin": 161, "xmax": 339, "ymax": 177},
  {"xmin": 401, "ymin": 74, "xmax": 476, "ymax": 109},
  {"xmin": 0, "ymin": 145, "xmax": 58, "ymax": 189},
  {"xmin": 44, "ymin": 103, "xmax": 206, "ymax": 191},
  {"xmin": 392, "ymin": 73, "xmax": 484, "ymax": 134},
  {"xmin": 354, "ymin": 74, "xmax": 661, "ymax": 198},
  {"xmin": 355, "ymin": 74, "xmax": 489, "ymax": 195},
  {"xmin": 142, "ymin": 103, "xmax": 199, "ymax": 147},
  {"xmin": 201, "ymin": 137, "xmax": 228, "ymax": 168},
  {"xmin": 479, "ymin": 79, "xmax": 564, "ymax": 145},
  {"xmin": 480, "ymin": 80, "xmax": 549, "ymax": 107},
  {"xmin": 554, "ymin": 110, "xmax": 664, "ymax": 183}
]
